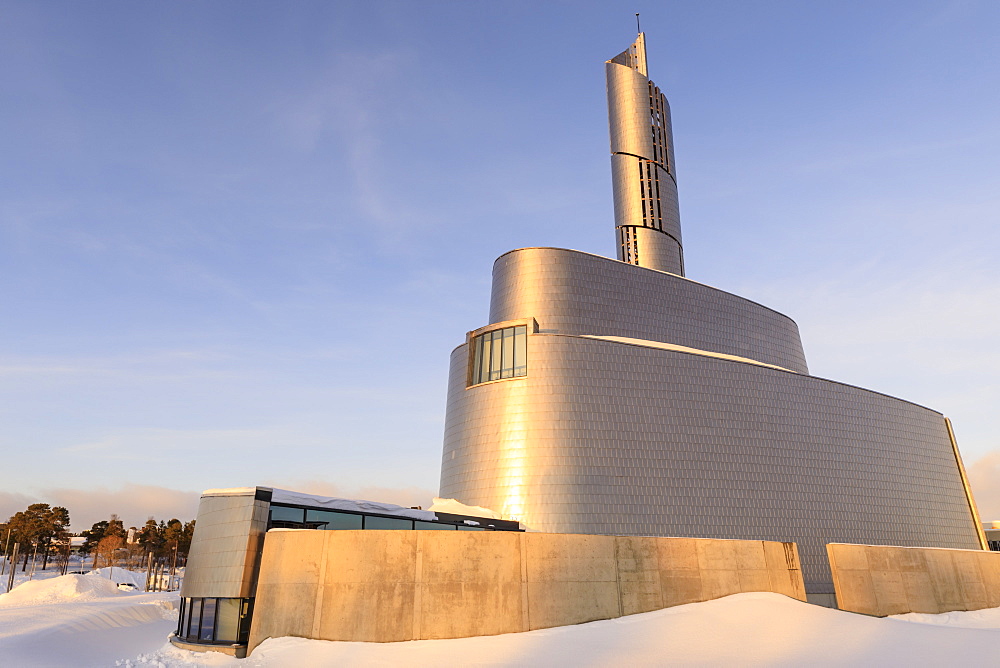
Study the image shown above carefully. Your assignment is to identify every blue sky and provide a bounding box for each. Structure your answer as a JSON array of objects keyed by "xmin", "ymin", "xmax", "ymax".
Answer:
[{"xmin": 2, "ymin": 1, "xmax": 999, "ymax": 529}]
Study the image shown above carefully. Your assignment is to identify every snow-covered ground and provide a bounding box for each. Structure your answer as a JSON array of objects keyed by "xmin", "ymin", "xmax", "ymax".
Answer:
[
  {"xmin": 4, "ymin": 572, "xmax": 1000, "ymax": 667},
  {"xmin": 0, "ymin": 555, "xmax": 168, "ymax": 595},
  {"xmin": 0, "ymin": 571, "xmax": 177, "ymax": 668}
]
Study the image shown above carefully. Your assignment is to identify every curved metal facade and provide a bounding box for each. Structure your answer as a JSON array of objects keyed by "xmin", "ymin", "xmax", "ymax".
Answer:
[
  {"xmin": 440, "ymin": 332, "xmax": 982, "ymax": 594},
  {"xmin": 607, "ymin": 33, "xmax": 683, "ymax": 275},
  {"xmin": 489, "ymin": 248, "xmax": 808, "ymax": 374}
]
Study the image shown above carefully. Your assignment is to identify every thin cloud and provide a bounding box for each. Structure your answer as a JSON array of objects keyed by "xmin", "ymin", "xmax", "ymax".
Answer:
[
  {"xmin": 0, "ymin": 481, "xmax": 438, "ymax": 534},
  {"xmin": 0, "ymin": 491, "xmax": 37, "ymax": 525},
  {"xmin": 0, "ymin": 484, "xmax": 199, "ymax": 533},
  {"xmin": 57, "ymin": 426, "xmax": 295, "ymax": 458}
]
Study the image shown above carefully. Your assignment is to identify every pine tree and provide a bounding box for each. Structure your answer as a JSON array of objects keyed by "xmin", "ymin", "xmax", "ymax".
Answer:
[
  {"xmin": 138, "ymin": 518, "xmax": 163, "ymax": 553},
  {"xmin": 81, "ymin": 520, "xmax": 109, "ymax": 556},
  {"xmin": 2, "ymin": 503, "xmax": 70, "ymax": 571},
  {"xmin": 106, "ymin": 514, "xmax": 125, "ymax": 538},
  {"xmin": 180, "ymin": 520, "xmax": 196, "ymax": 555}
]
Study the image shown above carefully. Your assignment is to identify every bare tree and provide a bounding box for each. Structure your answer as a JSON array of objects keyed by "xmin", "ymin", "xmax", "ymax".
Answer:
[{"xmin": 95, "ymin": 535, "xmax": 124, "ymax": 571}]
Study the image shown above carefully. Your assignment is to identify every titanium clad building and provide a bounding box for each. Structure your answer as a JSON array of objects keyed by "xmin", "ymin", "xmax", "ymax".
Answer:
[{"xmin": 439, "ymin": 34, "xmax": 986, "ymax": 601}]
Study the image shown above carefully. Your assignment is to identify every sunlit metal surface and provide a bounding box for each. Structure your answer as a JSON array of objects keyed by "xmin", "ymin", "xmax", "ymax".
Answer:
[
  {"xmin": 489, "ymin": 248, "xmax": 808, "ymax": 374},
  {"xmin": 440, "ymin": 326, "xmax": 981, "ymax": 595},
  {"xmin": 607, "ymin": 33, "xmax": 683, "ymax": 274}
]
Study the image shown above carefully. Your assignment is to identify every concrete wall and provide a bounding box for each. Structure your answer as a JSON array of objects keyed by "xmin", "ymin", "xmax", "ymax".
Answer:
[
  {"xmin": 828, "ymin": 543, "xmax": 1000, "ymax": 616},
  {"xmin": 181, "ymin": 490, "xmax": 270, "ymax": 599},
  {"xmin": 247, "ymin": 530, "xmax": 805, "ymax": 652}
]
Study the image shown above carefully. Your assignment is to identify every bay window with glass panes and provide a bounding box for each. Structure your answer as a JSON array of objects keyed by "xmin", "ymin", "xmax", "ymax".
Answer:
[
  {"xmin": 176, "ymin": 596, "xmax": 253, "ymax": 646},
  {"xmin": 469, "ymin": 325, "xmax": 527, "ymax": 386}
]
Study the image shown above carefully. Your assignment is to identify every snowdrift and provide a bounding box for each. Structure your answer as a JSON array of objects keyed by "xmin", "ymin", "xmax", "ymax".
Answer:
[
  {"xmin": 90, "ymin": 567, "xmax": 149, "ymax": 589},
  {"xmin": 122, "ymin": 592, "xmax": 1000, "ymax": 667},
  {"xmin": 5, "ymin": 582, "xmax": 1000, "ymax": 667},
  {"xmin": 0, "ymin": 573, "xmax": 123, "ymax": 608},
  {"xmin": 892, "ymin": 606, "xmax": 1000, "ymax": 629},
  {"xmin": 0, "ymin": 575, "xmax": 178, "ymax": 668}
]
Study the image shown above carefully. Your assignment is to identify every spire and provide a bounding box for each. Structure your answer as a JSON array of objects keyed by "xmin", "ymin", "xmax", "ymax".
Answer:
[
  {"xmin": 606, "ymin": 33, "xmax": 684, "ymax": 276},
  {"xmin": 608, "ymin": 32, "xmax": 647, "ymax": 77}
]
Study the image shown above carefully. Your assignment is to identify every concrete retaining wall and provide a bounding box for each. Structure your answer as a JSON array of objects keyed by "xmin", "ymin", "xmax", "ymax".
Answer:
[
  {"xmin": 247, "ymin": 530, "xmax": 805, "ymax": 652},
  {"xmin": 828, "ymin": 543, "xmax": 1000, "ymax": 616}
]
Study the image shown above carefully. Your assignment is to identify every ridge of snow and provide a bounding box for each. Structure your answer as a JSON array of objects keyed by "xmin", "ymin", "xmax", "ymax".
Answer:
[
  {"xmin": 199, "ymin": 486, "xmax": 438, "ymax": 521},
  {"xmin": 891, "ymin": 606, "xmax": 1000, "ymax": 629},
  {"xmin": 118, "ymin": 592, "xmax": 1000, "ymax": 667},
  {"xmin": 0, "ymin": 573, "xmax": 124, "ymax": 608},
  {"xmin": 200, "ymin": 487, "xmax": 257, "ymax": 497},
  {"xmin": 268, "ymin": 488, "xmax": 437, "ymax": 521},
  {"xmin": 8, "ymin": 576, "xmax": 1000, "ymax": 667},
  {"xmin": 0, "ymin": 583, "xmax": 178, "ymax": 667},
  {"xmin": 428, "ymin": 497, "xmax": 502, "ymax": 520}
]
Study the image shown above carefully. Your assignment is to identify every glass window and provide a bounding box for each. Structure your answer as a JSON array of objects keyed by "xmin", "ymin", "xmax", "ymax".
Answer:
[
  {"xmin": 457, "ymin": 525, "xmax": 486, "ymax": 531},
  {"xmin": 470, "ymin": 326, "xmax": 528, "ymax": 386},
  {"xmin": 177, "ymin": 598, "xmax": 186, "ymax": 637},
  {"xmin": 489, "ymin": 330, "xmax": 502, "ymax": 380},
  {"xmin": 178, "ymin": 597, "xmax": 253, "ymax": 644},
  {"xmin": 414, "ymin": 520, "xmax": 456, "ymax": 530},
  {"xmin": 305, "ymin": 509, "xmax": 363, "ymax": 530},
  {"xmin": 199, "ymin": 598, "xmax": 217, "ymax": 641},
  {"xmin": 215, "ymin": 598, "xmax": 241, "ymax": 643},
  {"xmin": 186, "ymin": 598, "xmax": 202, "ymax": 639},
  {"xmin": 501, "ymin": 328, "xmax": 514, "ymax": 379},
  {"xmin": 472, "ymin": 335, "xmax": 483, "ymax": 385},
  {"xmin": 363, "ymin": 515, "xmax": 413, "ymax": 530},
  {"xmin": 514, "ymin": 326, "xmax": 527, "ymax": 376},
  {"xmin": 479, "ymin": 334, "xmax": 492, "ymax": 385},
  {"xmin": 269, "ymin": 505, "xmax": 304, "ymax": 524}
]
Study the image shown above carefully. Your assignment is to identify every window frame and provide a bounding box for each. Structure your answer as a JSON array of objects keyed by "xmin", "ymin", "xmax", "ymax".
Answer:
[
  {"xmin": 178, "ymin": 596, "xmax": 254, "ymax": 646},
  {"xmin": 466, "ymin": 319, "xmax": 534, "ymax": 388}
]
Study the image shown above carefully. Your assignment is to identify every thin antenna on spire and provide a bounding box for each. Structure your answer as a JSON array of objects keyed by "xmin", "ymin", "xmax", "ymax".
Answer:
[{"xmin": 635, "ymin": 13, "xmax": 641, "ymax": 33}]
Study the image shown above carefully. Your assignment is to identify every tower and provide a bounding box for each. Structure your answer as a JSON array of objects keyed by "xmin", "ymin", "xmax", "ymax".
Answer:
[{"xmin": 607, "ymin": 33, "xmax": 684, "ymax": 275}]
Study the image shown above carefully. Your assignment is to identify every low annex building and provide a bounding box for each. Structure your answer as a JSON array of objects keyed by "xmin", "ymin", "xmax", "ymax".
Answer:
[{"xmin": 172, "ymin": 486, "xmax": 520, "ymax": 656}]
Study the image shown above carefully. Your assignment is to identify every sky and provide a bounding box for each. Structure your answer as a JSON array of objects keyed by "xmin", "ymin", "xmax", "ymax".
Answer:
[{"xmin": 1, "ymin": 1, "xmax": 999, "ymax": 531}]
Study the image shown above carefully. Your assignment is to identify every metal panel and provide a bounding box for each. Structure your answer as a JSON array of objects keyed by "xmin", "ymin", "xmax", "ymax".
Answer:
[
  {"xmin": 440, "ymin": 335, "xmax": 981, "ymax": 594},
  {"xmin": 489, "ymin": 248, "xmax": 808, "ymax": 374},
  {"xmin": 182, "ymin": 491, "xmax": 269, "ymax": 599},
  {"xmin": 606, "ymin": 33, "xmax": 683, "ymax": 275}
]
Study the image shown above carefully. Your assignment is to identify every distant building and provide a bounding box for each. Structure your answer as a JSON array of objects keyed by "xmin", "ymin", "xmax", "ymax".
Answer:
[{"xmin": 984, "ymin": 522, "xmax": 1000, "ymax": 551}]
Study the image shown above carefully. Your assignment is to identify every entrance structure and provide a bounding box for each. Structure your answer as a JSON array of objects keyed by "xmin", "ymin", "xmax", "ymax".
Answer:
[{"xmin": 438, "ymin": 34, "xmax": 986, "ymax": 601}]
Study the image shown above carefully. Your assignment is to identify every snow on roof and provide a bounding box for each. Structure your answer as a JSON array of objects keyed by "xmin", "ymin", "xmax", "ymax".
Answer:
[
  {"xmin": 269, "ymin": 488, "xmax": 436, "ymax": 522},
  {"xmin": 428, "ymin": 497, "xmax": 502, "ymax": 520},
  {"xmin": 200, "ymin": 486, "xmax": 437, "ymax": 522},
  {"xmin": 200, "ymin": 487, "xmax": 258, "ymax": 497}
]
